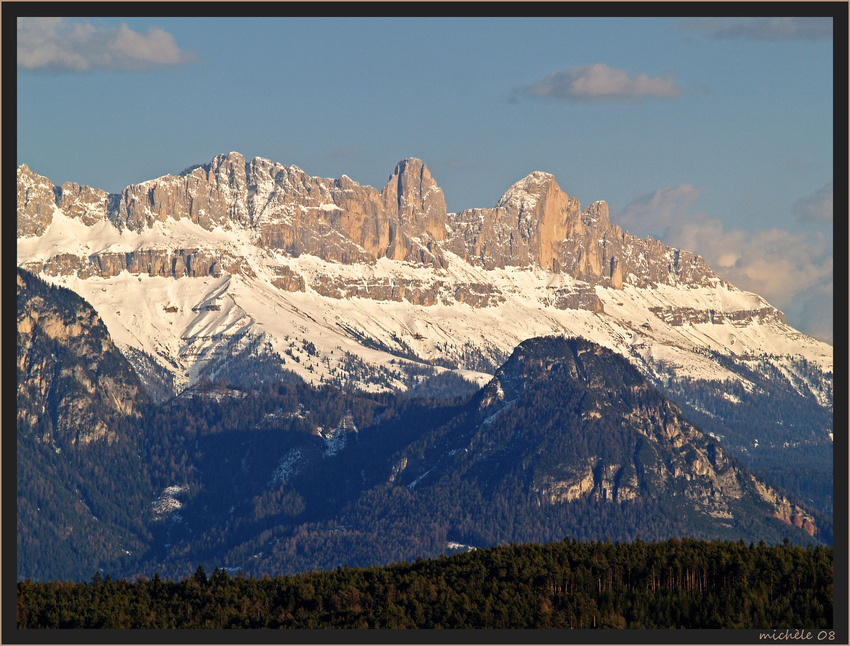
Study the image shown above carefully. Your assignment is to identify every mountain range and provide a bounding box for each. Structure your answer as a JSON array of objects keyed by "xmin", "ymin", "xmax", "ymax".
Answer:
[
  {"xmin": 16, "ymin": 153, "xmax": 831, "ymax": 396},
  {"xmin": 16, "ymin": 154, "xmax": 834, "ymax": 580}
]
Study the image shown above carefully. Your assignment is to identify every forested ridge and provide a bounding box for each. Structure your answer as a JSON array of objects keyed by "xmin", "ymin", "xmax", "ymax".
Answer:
[{"xmin": 17, "ymin": 537, "xmax": 832, "ymax": 629}]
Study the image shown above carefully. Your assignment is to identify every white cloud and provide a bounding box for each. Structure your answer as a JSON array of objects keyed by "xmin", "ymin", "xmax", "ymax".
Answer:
[
  {"xmin": 793, "ymin": 182, "xmax": 833, "ymax": 224},
  {"xmin": 674, "ymin": 223, "xmax": 832, "ymax": 343},
  {"xmin": 514, "ymin": 63, "xmax": 682, "ymax": 103},
  {"xmin": 680, "ymin": 17, "xmax": 832, "ymax": 41},
  {"xmin": 17, "ymin": 17, "xmax": 197, "ymax": 72},
  {"xmin": 614, "ymin": 186, "xmax": 833, "ymax": 343},
  {"xmin": 705, "ymin": 227, "xmax": 831, "ymax": 304}
]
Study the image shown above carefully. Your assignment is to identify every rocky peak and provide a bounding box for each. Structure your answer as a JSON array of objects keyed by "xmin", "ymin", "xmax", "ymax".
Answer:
[
  {"xmin": 17, "ymin": 164, "xmax": 58, "ymax": 238},
  {"xmin": 55, "ymin": 181, "xmax": 111, "ymax": 227},
  {"xmin": 18, "ymin": 153, "xmax": 725, "ymax": 290},
  {"xmin": 382, "ymin": 158, "xmax": 447, "ymax": 239},
  {"xmin": 496, "ymin": 171, "xmax": 556, "ymax": 213},
  {"xmin": 495, "ymin": 336, "xmax": 641, "ymax": 395},
  {"xmin": 446, "ymin": 171, "xmax": 583, "ymax": 271},
  {"xmin": 208, "ymin": 151, "xmax": 249, "ymax": 192},
  {"xmin": 581, "ymin": 200, "xmax": 610, "ymax": 229},
  {"xmin": 469, "ymin": 335, "xmax": 820, "ymax": 537}
]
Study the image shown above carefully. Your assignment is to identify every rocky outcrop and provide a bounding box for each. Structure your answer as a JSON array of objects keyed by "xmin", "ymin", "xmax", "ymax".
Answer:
[
  {"xmin": 547, "ymin": 284, "xmax": 604, "ymax": 312},
  {"xmin": 444, "ymin": 172, "xmax": 582, "ymax": 271},
  {"xmin": 479, "ymin": 337, "xmax": 820, "ymax": 537},
  {"xmin": 311, "ymin": 275, "xmax": 438, "ymax": 305},
  {"xmin": 750, "ymin": 475, "xmax": 818, "ymax": 537},
  {"xmin": 379, "ymin": 158, "xmax": 449, "ymax": 267},
  {"xmin": 533, "ymin": 464, "xmax": 596, "ymax": 504},
  {"xmin": 649, "ymin": 305, "xmax": 786, "ymax": 327},
  {"xmin": 19, "ymin": 154, "xmax": 456, "ymax": 270},
  {"xmin": 42, "ymin": 253, "xmax": 89, "ymax": 277},
  {"xmin": 308, "ymin": 275, "xmax": 506, "ymax": 308},
  {"xmin": 17, "ymin": 154, "xmax": 786, "ymax": 335},
  {"xmin": 17, "ymin": 268, "xmax": 147, "ymax": 447},
  {"xmin": 23, "ymin": 249, "xmax": 228, "ymax": 280},
  {"xmin": 56, "ymin": 181, "xmax": 111, "ymax": 226},
  {"xmin": 270, "ymin": 266, "xmax": 306, "ymax": 292},
  {"xmin": 17, "ymin": 154, "xmax": 722, "ymax": 292},
  {"xmin": 87, "ymin": 154, "xmax": 451, "ymax": 268},
  {"xmin": 17, "ymin": 164, "xmax": 59, "ymax": 237},
  {"xmin": 441, "ymin": 172, "xmax": 719, "ymax": 293}
]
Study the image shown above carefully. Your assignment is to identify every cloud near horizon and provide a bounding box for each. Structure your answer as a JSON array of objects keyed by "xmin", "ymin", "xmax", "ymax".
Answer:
[
  {"xmin": 17, "ymin": 17, "xmax": 198, "ymax": 72},
  {"xmin": 513, "ymin": 63, "xmax": 682, "ymax": 103},
  {"xmin": 616, "ymin": 186, "xmax": 833, "ymax": 344}
]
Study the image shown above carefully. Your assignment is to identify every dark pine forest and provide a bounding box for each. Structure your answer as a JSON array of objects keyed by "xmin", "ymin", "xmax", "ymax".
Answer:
[{"xmin": 17, "ymin": 537, "xmax": 833, "ymax": 630}]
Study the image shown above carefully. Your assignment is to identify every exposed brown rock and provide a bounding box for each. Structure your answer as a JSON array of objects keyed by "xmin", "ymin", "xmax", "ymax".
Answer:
[
  {"xmin": 17, "ymin": 164, "xmax": 57, "ymax": 237},
  {"xmin": 548, "ymin": 285, "xmax": 604, "ymax": 312},
  {"xmin": 270, "ymin": 266, "xmax": 306, "ymax": 292},
  {"xmin": 56, "ymin": 181, "xmax": 110, "ymax": 226},
  {"xmin": 17, "ymin": 269, "xmax": 146, "ymax": 448},
  {"xmin": 17, "ymin": 153, "xmax": 776, "ymax": 321},
  {"xmin": 444, "ymin": 172, "xmax": 582, "ymax": 270},
  {"xmin": 43, "ymin": 253, "xmax": 88, "ymax": 277},
  {"xmin": 649, "ymin": 305, "xmax": 786, "ymax": 327}
]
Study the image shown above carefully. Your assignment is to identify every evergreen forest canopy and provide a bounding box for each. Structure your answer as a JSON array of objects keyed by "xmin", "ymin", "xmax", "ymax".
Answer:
[{"xmin": 16, "ymin": 537, "xmax": 834, "ymax": 630}]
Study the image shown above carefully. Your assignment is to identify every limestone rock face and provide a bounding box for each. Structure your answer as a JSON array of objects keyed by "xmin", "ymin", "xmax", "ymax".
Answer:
[
  {"xmin": 445, "ymin": 172, "xmax": 581, "ymax": 270},
  {"xmin": 16, "ymin": 268, "xmax": 147, "ymax": 448},
  {"xmin": 380, "ymin": 158, "xmax": 449, "ymax": 266},
  {"xmin": 649, "ymin": 305, "xmax": 786, "ymax": 327},
  {"xmin": 17, "ymin": 165, "xmax": 58, "ymax": 237},
  {"xmin": 383, "ymin": 158, "xmax": 448, "ymax": 241},
  {"xmin": 103, "ymin": 154, "xmax": 452, "ymax": 268},
  {"xmin": 495, "ymin": 172, "xmax": 584, "ymax": 270},
  {"xmin": 56, "ymin": 182, "xmax": 111, "ymax": 226},
  {"xmin": 20, "ymin": 153, "xmax": 788, "ymax": 333},
  {"xmin": 307, "ymin": 274, "xmax": 504, "ymax": 308},
  {"xmin": 549, "ymin": 284, "xmax": 604, "ymax": 312},
  {"xmin": 14, "ymin": 152, "xmax": 749, "ymax": 308},
  {"xmin": 270, "ymin": 266, "xmax": 306, "ymax": 292},
  {"xmin": 442, "ymin": 172, "xmax": 716, "ymax": 291}
]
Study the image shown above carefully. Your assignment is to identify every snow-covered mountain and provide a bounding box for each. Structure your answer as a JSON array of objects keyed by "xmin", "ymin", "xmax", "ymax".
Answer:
[{"xmin": 16, "ymin": 154, "xmax": 832, "ymax": 431}]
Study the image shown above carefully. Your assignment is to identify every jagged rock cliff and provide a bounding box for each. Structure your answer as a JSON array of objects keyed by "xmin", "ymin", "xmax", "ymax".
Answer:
[
  {"xmin": 16, "ymin": 268, "xmax": 148, "ymax": 447},
  {"xmin": 18, "ymin": 154, "xmax": 452, "ymax": 272},
  {"xmin": 16, "ymin": 154, "xmax": 718, "ymax": 292},
  {"xmin": 445, "ymin": 171, "xmax": 716, "ymax": 289},
  {"xmin": 21, "ymin": 153, "xmax": 795, "ymax": 376}
]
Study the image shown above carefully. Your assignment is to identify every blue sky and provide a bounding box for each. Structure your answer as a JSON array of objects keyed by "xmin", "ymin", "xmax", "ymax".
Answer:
[{"xmin": 16, "ymin": 15, "xmax": 837, "ymax": 343}]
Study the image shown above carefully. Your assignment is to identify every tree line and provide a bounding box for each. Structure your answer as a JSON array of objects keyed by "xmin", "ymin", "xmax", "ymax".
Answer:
[{"xmin": 17, "ymin": 537, "xmax": 832, "ymax": 629}]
